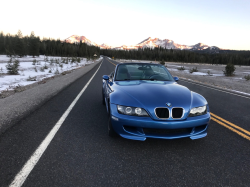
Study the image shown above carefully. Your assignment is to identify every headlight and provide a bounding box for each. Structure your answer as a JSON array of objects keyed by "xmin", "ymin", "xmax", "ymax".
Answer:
[
  {"xmin": 117, "ymin": 105, "xmax": 149, "ymax": 117},
  {"xmin": 188, "ymin": 105, "xmax": 207, "ymax": 117}
]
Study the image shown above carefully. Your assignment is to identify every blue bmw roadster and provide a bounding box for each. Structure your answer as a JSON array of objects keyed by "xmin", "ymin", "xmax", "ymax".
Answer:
[{"xmin": 102, "ymin": 63, "xmax": 210, "ymax": 141}]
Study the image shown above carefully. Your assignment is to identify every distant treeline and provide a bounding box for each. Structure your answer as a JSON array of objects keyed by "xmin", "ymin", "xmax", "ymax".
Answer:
[
  {"xmin": 0, "ymin": 30, "xmax": 100, "ymax": 58},
  {"xmin": 101, "ymin": 47, "xmax": 250, "ymax": 65}
]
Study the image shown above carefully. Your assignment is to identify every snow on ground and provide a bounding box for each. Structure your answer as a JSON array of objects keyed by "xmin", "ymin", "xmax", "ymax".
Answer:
[
  {"xmin": 118, "ymin": 59, "xmax": 250, "ymax": 78},
  {"xmin": 0, "ymin": 55, "xmax": 102, "ymax": 93},
  {"xmin": 0, "ymin": 55, "xmax": 63, "ymax": 63},
  {"xmin": 165, "ymin": 62, "xmax": 250, "ymax": 94},
  {"xmin": 191, "ymin": 72, "xmax": 207, "ymax": 76}
]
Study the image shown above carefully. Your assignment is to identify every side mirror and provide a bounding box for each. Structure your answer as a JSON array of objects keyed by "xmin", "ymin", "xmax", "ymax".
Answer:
[
  {"xmin": 103, "ymin": 75, "xmax": 109, "ymax": 80},
  {"xmin": 174, "ymin": 77, "xmax": 179, "ymax": 82}
]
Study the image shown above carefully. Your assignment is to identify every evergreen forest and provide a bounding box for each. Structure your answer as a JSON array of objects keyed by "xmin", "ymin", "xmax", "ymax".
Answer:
[
  {"xmin": 1, "ymin": 30, "xmax": 250, "ymax": 65},
  {"xmin": 101, "ymin": 47, "xmax": 250, "ymax": 66},
  {"xmin": 0, "ymin": 31, "xmax": 100, "ymax": 59}
]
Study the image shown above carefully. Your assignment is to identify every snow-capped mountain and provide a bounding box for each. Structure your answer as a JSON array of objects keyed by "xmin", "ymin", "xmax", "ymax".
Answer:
[
  {"xmin": 64, "ymin": 35, "xmax": 220, "ymax": 51},
  {"xmin": 99, "ymin": 43, "xmax": 112, "ymax": 49},
  {"xmin": 64, "ymin": 35, "xmax": 99, "ymax": 46},
  {"xmin": 135, "ymin": 37, "xmax": 221, "ymax": 51},
  {"xmin": 113, "ymin": 45, "xmax": 138, "ymax": 50},
  {"xmin": 112, "ymin": 37, "xmax": 219, "ymax": 51},
  {"xmin": 64, "ymin": 35, "xmax": 112, "ymax": 49},
  {"xmin": 136, "ymin": 37, "xmax": 191, "ymax": 50},
  {"xmin": 191, "ymin": 43, "xmax": 209, "ymax": 50},
  {"xmin": 189, "ymin": 43, "xmax": 221, "ymax": 53},
  {"xmin": 112, "ymin": 37, "xmax": 191, "ymax": 50}
]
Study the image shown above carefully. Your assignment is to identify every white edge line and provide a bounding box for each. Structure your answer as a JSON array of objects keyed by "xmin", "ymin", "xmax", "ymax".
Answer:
[
  {"xmin": 9, "ymin": 61, "xmax": 103, "ymax": 187},
  {"xmin": 180, "ymin": 79, "xmax": 250, "ymax": 99}
]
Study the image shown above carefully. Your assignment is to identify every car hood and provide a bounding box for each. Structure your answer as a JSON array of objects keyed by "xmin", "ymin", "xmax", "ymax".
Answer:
[{"xmin": 110, "ymin": 80, "xmax": 193, "ymax": 120}]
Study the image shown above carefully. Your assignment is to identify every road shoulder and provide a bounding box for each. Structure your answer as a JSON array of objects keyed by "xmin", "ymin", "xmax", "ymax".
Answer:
[{"xmin": 0, "ymin": 59, "xmax": 102, "ymax": 135}]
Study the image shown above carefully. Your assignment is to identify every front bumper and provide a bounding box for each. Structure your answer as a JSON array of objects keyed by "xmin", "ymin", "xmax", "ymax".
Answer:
[{"xmin": 110, "ymin": 104, "xmax": 210, "ymax": 141}]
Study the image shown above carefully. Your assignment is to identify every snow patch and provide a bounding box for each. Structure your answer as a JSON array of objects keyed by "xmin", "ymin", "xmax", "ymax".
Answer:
[{"xmin": 0, "ymin": 55, "xmax": 102, "ymax": 93}]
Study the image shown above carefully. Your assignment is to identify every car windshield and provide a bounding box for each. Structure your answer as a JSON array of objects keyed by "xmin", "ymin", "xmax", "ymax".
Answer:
[{"xmin": 115, "ymin": 63, "xmax": 174, "ymax": 81}]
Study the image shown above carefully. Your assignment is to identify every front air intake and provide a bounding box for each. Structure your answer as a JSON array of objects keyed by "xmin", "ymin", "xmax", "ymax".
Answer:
[
  {"xmin": 155, "ymin": 108, "xmax": 169, "ymax": 119},
  {"xmin": 172, "ymin": 108, "xmax": 183, "ymax": 119},
  {"xmin": 143, "ymin": 128, "xmax": 192, "ymax": 135}
]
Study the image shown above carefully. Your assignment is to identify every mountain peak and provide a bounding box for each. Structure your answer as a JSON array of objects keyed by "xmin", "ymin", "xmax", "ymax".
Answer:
[
  {"xmin": 64, "ymin": 35, "xmax": 220, "ymax": 51},
  {"xmin": 138, "ymin": 37, "xmax": 152, "ymax": 45},
  {"xmin": 64, "ymin": 35, "xmax": 98, "ymax": 46}
]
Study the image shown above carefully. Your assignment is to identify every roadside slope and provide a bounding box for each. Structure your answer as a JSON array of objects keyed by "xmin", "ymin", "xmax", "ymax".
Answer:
[{"xmin": 0, "ymin": 59, "xmax": 102, "ymax": 134}]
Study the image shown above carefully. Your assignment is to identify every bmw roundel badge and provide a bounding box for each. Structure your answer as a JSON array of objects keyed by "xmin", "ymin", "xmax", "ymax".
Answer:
[{"xmin": 166, "ymin": 103, "xmax": 172, "ymax": 107}]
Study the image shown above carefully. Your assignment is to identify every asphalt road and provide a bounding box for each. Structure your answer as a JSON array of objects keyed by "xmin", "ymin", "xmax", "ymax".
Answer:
[{"xmin": 0, "ymin": 57, "xmax": 250, "ymax": 187}]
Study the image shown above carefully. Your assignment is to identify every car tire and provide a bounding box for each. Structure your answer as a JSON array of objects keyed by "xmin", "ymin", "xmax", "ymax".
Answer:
[{"xmin": 108, "ymin": 116, "xmax": 117, "ymax": 137}]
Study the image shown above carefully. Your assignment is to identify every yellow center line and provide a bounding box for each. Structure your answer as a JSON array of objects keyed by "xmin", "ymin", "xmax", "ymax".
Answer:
[
  {"xmin": 211, "ymin": 117, "xmax": 250, "ymax": 141},
  {"xmin": 106, "ymin": 58, "xmax": 250, "ymax": 141},
  {"xmin": 211, "ymin": 112, "xmax": 250, "ymax": 136},
  {"xmin": 106, "ymin": 58, "xmax": 117, "ymax": 66}
]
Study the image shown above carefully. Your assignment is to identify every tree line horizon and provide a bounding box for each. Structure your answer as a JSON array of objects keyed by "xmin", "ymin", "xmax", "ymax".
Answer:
[
  {"xmin": 101, "ymin": 47, "xmax": 250, "ymax": 65},
  {"xmin": 0, "ymin": 30, "xmax": 249, "ymax": 65},
  {"xmin": 0, "ymin": 30, "xmax": 100, "ymax": 59}
]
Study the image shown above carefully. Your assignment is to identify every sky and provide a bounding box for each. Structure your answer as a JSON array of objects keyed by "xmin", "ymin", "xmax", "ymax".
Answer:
[{"xmin": 1, "ymin": 0, "xmax": 250, "ymax": 50}]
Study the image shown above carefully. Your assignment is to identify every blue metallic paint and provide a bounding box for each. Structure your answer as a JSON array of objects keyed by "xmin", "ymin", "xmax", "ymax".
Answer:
[
  {"xmin": 173, "ymin": 76, "xmax": 179, "ymax": 82},
  {"xmin": 102, "ymin": 75, "xmax": 109, "ymax": 80},
  {"xmin": 102, "ymin": 63, "xmax": 210, "ymax": 141}
]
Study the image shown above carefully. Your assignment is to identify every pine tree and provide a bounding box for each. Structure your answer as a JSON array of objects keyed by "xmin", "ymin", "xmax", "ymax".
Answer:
[
  {"xmin": 0, "ymin": 32, "xmax": 4, "ymax": 54},
  {"xmin": 29, "ymin": 31, "xmax": 40, "ymax": 57},
  {"xmin": 14, "ymin": 30, "xmax": 25, "ymax": 57},
  {"xmin": 6, "ymin": 58, "xmax": 20, "ymax": 75},
  {"xmin": 223, "ymin": 63, "xmax": 236, "ymax": 76}
]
